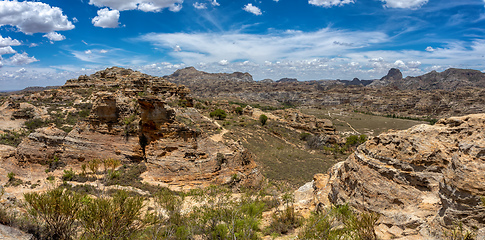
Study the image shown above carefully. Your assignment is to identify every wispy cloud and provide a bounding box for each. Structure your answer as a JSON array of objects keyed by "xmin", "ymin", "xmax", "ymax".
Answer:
[{"xmin": 138, "ymin": 28, "xmax": 389, "ymax": 64}]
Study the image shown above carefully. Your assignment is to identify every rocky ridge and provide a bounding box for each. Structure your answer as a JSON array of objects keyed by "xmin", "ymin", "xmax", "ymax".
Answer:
[
  {"xmin": 300, "ymin": 113, "xmax": 485, "ymax": 239},
  {"xmin": 8, "ymin": 67, "xmax": 263, "ymax": 190},
  {"xmin": 370, "ymin": 68, "xmax": 485, "ymax": 91},
  {"xmin": 164, "ymin": 67, "xmax": 485, "ymax": 119}
]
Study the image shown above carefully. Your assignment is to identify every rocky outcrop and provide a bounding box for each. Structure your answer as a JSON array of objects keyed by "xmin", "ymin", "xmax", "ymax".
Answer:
[
  {"xmin": 272, "ymin": 108, "xmax": 335, "ymax": 134},
  {"xmin": 0, "ymin": 224, "xmax": 34, "ymax": 240},
  {"xmin": 307, "ymin": 114, "xmax": 485, "ymax": 238},
  {"xmin": 369, "ymin": 68, "xmax": 403, "ymax": 87},
  {"xmin": 144, "ymin": 138, "xmax": 263, "ymax": 189},
  {"xmin": 14, "ymin": 67, "xmax": 262, "ymax": 189},
  {"xmin": 401, "ymin": 68, "xmax": 485, "ymax": 91},
  {"xmin": 169, "ymin": 67, "xmax": 253, "ymax": 83},
  {"xmin": 370, "ymin": 68, "xmax": 485, "ymax": 91}
]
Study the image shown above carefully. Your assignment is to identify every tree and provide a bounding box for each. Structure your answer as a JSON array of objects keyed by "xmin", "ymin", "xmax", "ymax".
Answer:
[
  {"xmin": 210, "ymin": 109, "xmax": 227, "ymax": 120},
  {"xmin": 259, "ymin": 114, "xmax": 268, "ymax": 126}
]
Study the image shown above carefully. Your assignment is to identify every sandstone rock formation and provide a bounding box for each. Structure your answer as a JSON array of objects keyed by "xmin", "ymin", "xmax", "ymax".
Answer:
[
  {"xmin": 13, "ymin": 67, "xmax": 263, "ymax": 190},
  {"xmin": 308, "ymin": 114, "xmax": 485, "ymax": 238},
  {"xmin": 271, "ymin": 108, "xmax": 335, "ymax": 134}
]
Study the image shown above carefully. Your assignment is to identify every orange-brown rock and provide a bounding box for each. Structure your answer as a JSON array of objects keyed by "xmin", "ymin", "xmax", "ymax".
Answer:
[
  {"xmin": 309, "ymin": 114, "xmax": 485, "ymax": 238},
  {"xmin": 13, "ymin": 67, "xmax": 262, "ymax": 189}
]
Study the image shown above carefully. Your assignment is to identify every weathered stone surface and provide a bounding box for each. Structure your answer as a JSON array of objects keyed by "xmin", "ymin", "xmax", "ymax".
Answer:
[
  {"xmin": 0, "ymin": 224, "xmax": 33, "ymax": 240},
  {"xmin": 309, "ymin": 114, "xmax": 485, "ymax": 238},
  {"xmin": 144, "ymin": 138, "xmax": 263, "ymax": 189},
  {"xmin": 272, "ymin": 108, "xmax": 335, "ymax": 134}
]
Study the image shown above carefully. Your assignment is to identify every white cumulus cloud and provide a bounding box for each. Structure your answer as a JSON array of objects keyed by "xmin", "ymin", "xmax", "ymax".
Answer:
[
  {"xmin": 88, "ymin": 0, "xmax": 183, "ymax": 12},
  {"xmin": 243, "ymin": 4, "xmax": 262, "ymax": 15},
  {"xmin": 92, "ymin": 8, "xmax": 120, "ymax": 28},
  {"xmin": 8, "ymin": 52, "xmax": 38, "ymax": 65},
  {"xmin": 193, "ymin": 2, "xmax": 207, "ymax": 9},
  {"xmin": 309, "ymin": 0, "xmax": 354, "ymax": 7},
  {"xmin": 0, "ymin": 1, "xmax": 74, "ymax": 34},
  {"xmin": 211, "ymin": 0, "xmax": 220, "ymax": 6},
  {"xmin": 218, "ymin": 59, "xmax": 229, "ymax": 66},
  {"xmin": 43, "ymin": 32, "xmax": 66, "ymax": 42},
  {"xmin": 0, "ymin": 35, "xmax": 21, "ymax": 48},
  {"xmin": 380, "ymin": 0, "xmax": 428, "ymax": 9},
  {"xmin": 394, "ymin": 60, "xmax": 406, "ymax": 68},
  {"xmin": 425, "ymin": 46, "xmax": 434, "ymax": 52},
  {"xmin": 0, "ymin": 46, "xmax": 16, "ymax": 55}
]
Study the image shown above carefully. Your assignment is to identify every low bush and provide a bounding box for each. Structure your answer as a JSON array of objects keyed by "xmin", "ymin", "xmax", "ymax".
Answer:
[
  {"xmin": 24, "ymin": 188, "xmax": 83, "ymax": 240},
  {"xmin": 78, "ymin": 190, "xmax": 156, "ymax": 239},
  {"xmin": 298, "ymin": 204, "xmax": 379, "ymax": 240},
  {"xmin": 259, "ymin": 114, "xmax": 268, "ymax": 126},
  {"xmin": 210, "ymin": 109, "xmax": 227, "ymax": 120},
  {"xmin": 266, "ymin": 193, "xmax": 302, "ymax": 235}
]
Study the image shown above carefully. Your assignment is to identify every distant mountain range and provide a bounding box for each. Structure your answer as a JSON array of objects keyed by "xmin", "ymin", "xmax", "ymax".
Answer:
[
  {"xmin": 370, "ymin": 68, "xmax": 485, "ymax": 91},
  {"xmin": 166, "ymin": 66, "xmax": 485, "ymax": 91}
]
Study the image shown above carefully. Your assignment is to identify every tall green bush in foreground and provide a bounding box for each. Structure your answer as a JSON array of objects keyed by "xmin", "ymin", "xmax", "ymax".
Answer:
[
  {"xmin": 24, "ymin": 188, "xmax": 83, "ymax": 240},
  {"xmin": 78, "ymin": 190, "xmax": 156, "ymax": 240},
  {"xmin": 298, "ymin": 204, "xmax": 379, "ymax": 240}
]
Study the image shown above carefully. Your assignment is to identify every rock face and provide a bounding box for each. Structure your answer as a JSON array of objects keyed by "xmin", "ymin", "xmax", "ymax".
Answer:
[
  {"xmin": 271, "ymin": 108, "xmax": 335, "ymax": 134},
  {"xmin": 369, "ymin": 68, "xmax": 403, "ymax": 87},
  {"xmin": 310, "ymin": 114, "xmax": 485, "ymax": 238},
  {"xmin": 14, "ymin": 67, "xmax": 263, "ymax": 189}
]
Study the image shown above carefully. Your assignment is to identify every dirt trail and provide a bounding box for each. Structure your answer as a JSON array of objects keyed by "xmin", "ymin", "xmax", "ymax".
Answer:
[
  {"xmin": 334, "ymin": 119, "xmax": 360, "ymax": 134},
  {"xmin": 200, "ymin": 115, "xmax": 228, "ymax": 142}
]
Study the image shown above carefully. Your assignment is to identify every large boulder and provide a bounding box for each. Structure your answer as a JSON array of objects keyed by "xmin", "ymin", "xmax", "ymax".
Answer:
[{"xmin": 308, "ymin": 114, "xmax": 485, "ymax": 238}]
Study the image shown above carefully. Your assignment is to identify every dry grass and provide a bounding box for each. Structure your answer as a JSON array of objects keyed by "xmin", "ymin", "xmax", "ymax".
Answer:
[
  {"xmin": 224, "ymin": 116, "xmax": 343, "ymax": 187},
  {"xmin": 301, "ymin": 107, "xmax": 428, "ymax": 136}
]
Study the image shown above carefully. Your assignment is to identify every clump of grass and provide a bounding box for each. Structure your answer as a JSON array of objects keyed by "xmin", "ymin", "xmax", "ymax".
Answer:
[
  {"xmin": 444, "ymin": 222, "xmax": 475, "ymax": 240},
  {"xmin": 5, "ymin": 172, "xmax": 23, "ymax": 187}
]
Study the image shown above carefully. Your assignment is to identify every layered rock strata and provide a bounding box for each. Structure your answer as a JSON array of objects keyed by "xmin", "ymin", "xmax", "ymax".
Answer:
[{"xmin": 309, "ymin": 114, "xmax": 485, "ymax": 238}]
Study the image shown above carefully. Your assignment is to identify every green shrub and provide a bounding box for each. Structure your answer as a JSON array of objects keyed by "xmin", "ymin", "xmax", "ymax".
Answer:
[
  {"xmin": 299, "ymin": 132, "xmax": 312, "ymax": 141},
  {"xmin": 78, "ymin": 190, "xmax": 156, "ymax": 239},
  {"xmin": 62, "ymin": 169, "xmax": 75, "ymax": 181},
  {"xmin": 210, "ymin": 109, "xmax": 227, "ymax": 120},
  {"xmin": 7, "ymin": 172, "xmax": 15, "ymax": 181},
  {"xmin": 444, "ymin": 222, "xmax": 475, "ymax": 240},
  {"xmin": 5, "ymin": 172, "xmax": 22, "ymax": 187},
  {"xmin": 345, "ymin": 134, "xmax": 367, "ymax": 147},
  {"xmin": 24, "ymin": 188, "xmax": 83, "ymax": 240},
  {"xmin": 0, "ymin": 129, "xmax": 28, "ymax": 147},
  {"xmin": 266, "ymin": 192, "xmax": 302, "ymax": 235},
  {"xmin": 235, "ymin": 106, "xmax": 243, "ymax": 115},
  {"xmin": 24, "ymin": 118, "xmax": 49, "ymax": 131},
  {"xmin": 259, "ymin": 114, "xmax": 268, "ymax": 126},
  {"xmin": 298, "ymin": 204, "xmax": 379, "ymax": 240},
  {"xmin": 87, "ymin": 159, "xmax": 100, "ymax": 175}
]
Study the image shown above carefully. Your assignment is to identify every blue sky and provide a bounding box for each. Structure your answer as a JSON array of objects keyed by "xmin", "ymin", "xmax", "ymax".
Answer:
[{"xmin": 0, "ymin": 0, "xmax": 485, "ymax": 90}]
